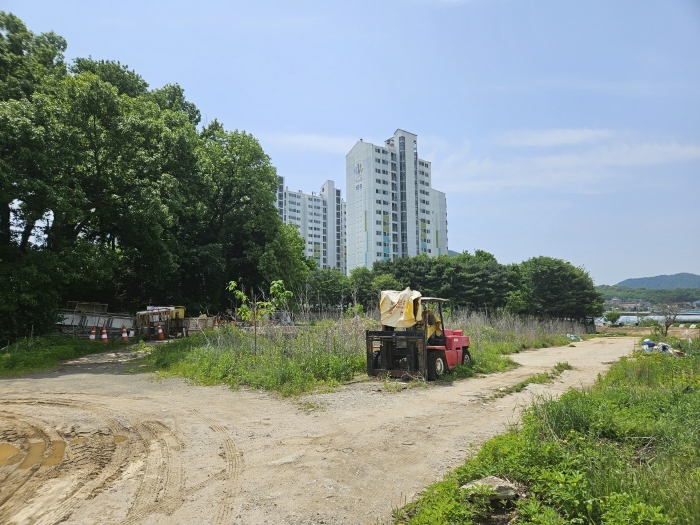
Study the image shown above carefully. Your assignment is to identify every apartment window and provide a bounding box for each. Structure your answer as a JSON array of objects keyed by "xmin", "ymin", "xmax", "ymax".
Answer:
[
  {"xmin": 376, "ymin": 178, "xmax": 381, "ymax": 183},
  {"xmin": 376, "ymin": 210, "xmax": 382, "ymax": 215},
  {"xmin": 375, "ymin": 147, "xmax": 381, "ymax": 153},
  {"xmin": 376, "ymin": 220, "xmax": 382, "ymax": 225},
  {"xmin": 382, "ymin": 159, "xmax": 388, "ymax": 165},
  {"xmin": 376, "ymin": 242, "xmax": 382, "ymax": 246},
  {"xmin": 375, "ymin": 158, "xmax": 381, "ymax": 163},
  {"xmin": 381, "ymin": 169, "xmax": 388, "ymax": 174},
  {"xmin": 375, "ymin": 169, "xmax": 381, "ymax": 174},
  {"xmin": 376, "ymin": 199, "xmax": 382, "ymax": 204},
  {"xmin": 376, "ymin": 189, "xmax": 381, "ymax": 194},
  {"xmin": 382, "ymin": 149, "xmax": 388, "ymax": 154}
]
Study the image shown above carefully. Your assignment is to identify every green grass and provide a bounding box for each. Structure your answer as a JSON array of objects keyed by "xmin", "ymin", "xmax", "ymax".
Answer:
[
  {"xmin": 0, "ymin": 336, "xmax": 131, "ymax": 376},
  {"xmin": 489, "ymin": 362, "xmax": 573, "ymax": 399},
  {"xmin": 143, "ymin": 322, "xmax": 367, "ymax": 396},
  {"xmin": 395, "ymin": 352, "xmax": 700, "ymax": 524},
  {"xmin": 464, "ymin": 335, "xmax": 571, "ymax": 377}
]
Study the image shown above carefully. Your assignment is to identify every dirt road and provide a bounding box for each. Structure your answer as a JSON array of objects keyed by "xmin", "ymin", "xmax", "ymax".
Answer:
[{"xmin": 0, "ymin": 337, "xmax": 635, "ymax": 525}]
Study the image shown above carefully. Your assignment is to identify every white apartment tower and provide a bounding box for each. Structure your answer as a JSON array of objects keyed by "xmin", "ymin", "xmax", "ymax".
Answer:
[
  {"xmin": 276, "ymin": 177, "xmax": 347, "ymax": 273},
  {"xmin": 345, "ymin": 129, "xmax": 448, "ymax": 273}
]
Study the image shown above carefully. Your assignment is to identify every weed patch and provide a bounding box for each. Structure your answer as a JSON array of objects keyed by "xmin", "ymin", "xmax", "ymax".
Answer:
[
  {"xmin": 490, "ymin": 362, "xmax": 572, "ymax": 399},
  {"xmin": 0, "ymin": 336, "xmax": 131, "ymax": 376},
  {"xmin": 143, "ymin": 322, "xmax": 368, "ymax": 396},
  {"xmin": 396, "ymin": 353, "xmax": 699, "ymax": 524}
]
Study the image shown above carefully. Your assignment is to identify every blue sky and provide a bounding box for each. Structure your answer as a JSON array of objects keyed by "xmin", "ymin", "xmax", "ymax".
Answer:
[{"xmin": 7, "ymin": 0, "xmax": 700, "ymax": 285}]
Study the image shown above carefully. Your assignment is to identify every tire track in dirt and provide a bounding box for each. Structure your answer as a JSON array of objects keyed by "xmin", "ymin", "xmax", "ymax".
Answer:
[
  {"xmin": 0, "ymin": 395, "xmax": 231, "ymax": 524},
  {"xmin": 1, "ymin": 399, "xmax": 134, "ymax": 525},
  {"xmin": 122, "ymin": 420, "xmax": 185, "ymax": 523},
  {"xmin": 189, "ymin": 409, "xmax": 243, "ymax": 525},
  {"xmin": 25, "ymin": 398, "xmax": 186, "ymax": 524},
  {"xmin": 0, "ymin": 412, "xmax": 49, "ymax": 516}
]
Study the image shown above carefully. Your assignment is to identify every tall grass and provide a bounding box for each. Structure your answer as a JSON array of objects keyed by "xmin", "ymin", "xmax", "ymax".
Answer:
[
  {"xmin": 448, "ymin": 310, "xmax": 575, "ymax": 375},
  {"xmin": 397, "ymin": 352, "xmax": 700, "ymax": 524},
  {"xmin": 145, "ymin": 312, "xmax": 579, "ymax": 395},
  {"xmin": 144, "ymin": 319, "xmax": 371, "ymax": 396}
]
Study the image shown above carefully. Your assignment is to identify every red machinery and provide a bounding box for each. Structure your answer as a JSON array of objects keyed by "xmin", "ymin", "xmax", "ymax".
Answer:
[{"xmin": 366, "ymin": 291, "xmax": 471, "ymax": 381}]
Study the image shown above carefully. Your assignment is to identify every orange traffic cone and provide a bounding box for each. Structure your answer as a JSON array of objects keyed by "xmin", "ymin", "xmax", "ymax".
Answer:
[
  {"xmin": 89, "ymin": 326, "xmax": 96, "ymax": 342},
  {"xmin": 157, "ymin": 322, "xmax": 165, "ymax": 340},
  {"xmin": 101, "ymin": 326, "xmax": 108, "ymax": 343},
  {"xmin": 121, "ymin": 325, "xmax": 129, "ymax": 341}
]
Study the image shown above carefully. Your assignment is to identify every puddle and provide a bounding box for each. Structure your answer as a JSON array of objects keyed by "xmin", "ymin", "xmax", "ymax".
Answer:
[
  {"xmin": 114, "ymin": 435, "xmax": 128, "ymax": 444},
  {"xmin": 42, "ymin": 440, "xmax": 66, "ymax": 467},
  {"xmin": 0, "ymin": 443, "xmax": 23, "ymax": 467},
  {"xmin": 18, "ymin": 442, "xmax": 45, "ymax": 469}
]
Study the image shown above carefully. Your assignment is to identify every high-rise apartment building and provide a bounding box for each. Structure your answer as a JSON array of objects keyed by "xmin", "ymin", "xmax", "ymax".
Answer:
[
  {"xmin": 276, "ymin": 177, "xmax": 347, "ymax": 273},
  {"xmin": 345, "ymin": 129, "xmax": 448, "ymax": 273}
]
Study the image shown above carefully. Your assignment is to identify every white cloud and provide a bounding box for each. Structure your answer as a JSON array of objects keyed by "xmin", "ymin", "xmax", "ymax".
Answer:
[
  {"xmin": 430, "ymin": 140, "xmax": 700, "ymax": 193},
  {"xmin": 500, "ymin": 128, "xmax": 615, "ymax": 147},
  {"xmin": 259, "ymin": 133, "xmax": 359, "ymax": 155},
  {"xmin": 479, "ymin": 79, "xmax": 700, "ymax": 97}
]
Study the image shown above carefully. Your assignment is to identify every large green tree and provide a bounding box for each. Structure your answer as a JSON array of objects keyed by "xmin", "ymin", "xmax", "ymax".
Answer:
[
  {"xmin": 0, "ymin": 14, "xmax": 309, "ymax": 341},
  {"xmin": 187, "ymin": 121, "xmax": 309, "ymax": 310},
  {"xmin": 519, "ymin": 256, "xmax": 603, "ymax": 320}
]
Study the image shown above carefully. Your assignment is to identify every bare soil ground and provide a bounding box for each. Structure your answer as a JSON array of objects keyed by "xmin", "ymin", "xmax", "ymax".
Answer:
[{"xmin": 0, "ymin": 337, "xmax": 635, "ymax": 525}]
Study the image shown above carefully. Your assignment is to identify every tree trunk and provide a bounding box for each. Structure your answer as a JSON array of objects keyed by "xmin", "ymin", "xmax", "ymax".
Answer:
[
  {"xmin": 0, "ymin": 202, "xmax": 10, "ymax": 248},
  {"xmin": 19, "ymin": 219, "xmax": 36, "ymax": 251}
]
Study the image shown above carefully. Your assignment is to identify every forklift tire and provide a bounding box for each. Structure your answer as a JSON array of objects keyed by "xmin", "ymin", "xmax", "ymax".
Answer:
[
  {"xmin": 427, "ymin": 352, "xmax": 446, "ymax": 381},
  {"xmin": 462, "ymin": 349, "xmax": 472, "ymax": 366}
]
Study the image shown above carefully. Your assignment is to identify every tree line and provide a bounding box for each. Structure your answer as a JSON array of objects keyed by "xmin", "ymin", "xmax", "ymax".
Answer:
[
  {"xmin": 302, "ymin": 251, "xmax": 604, "ymax": 322},
  {"xmin": 0, "ymin": 13, "xmax": 310, "ymax": 342}
]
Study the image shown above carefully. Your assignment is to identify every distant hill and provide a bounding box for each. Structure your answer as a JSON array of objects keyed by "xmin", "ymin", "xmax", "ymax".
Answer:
[
  {"xmin": 596, "ymin": 285, "xmax": 700, "ymax": 304},
  {"xmin": 616, "ymin": 273, "xmax": 700, "ymax": 290}
]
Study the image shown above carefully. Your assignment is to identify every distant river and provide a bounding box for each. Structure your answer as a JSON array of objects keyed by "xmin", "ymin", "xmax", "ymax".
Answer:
[{"xmin": 616, "ymin": 314, "xmax": 700, "ymax": 325}]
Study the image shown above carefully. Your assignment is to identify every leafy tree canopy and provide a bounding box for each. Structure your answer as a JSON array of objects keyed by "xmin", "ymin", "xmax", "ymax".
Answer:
[{"xmin": 0, "ymin": 13, "xmax": 309, "ymax": 342}]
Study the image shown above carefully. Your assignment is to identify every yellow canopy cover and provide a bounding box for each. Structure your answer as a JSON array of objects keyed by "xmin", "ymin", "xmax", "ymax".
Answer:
[{"xmin": 380, "ymin": 288, "xmax": 422, "ymax": 328}]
